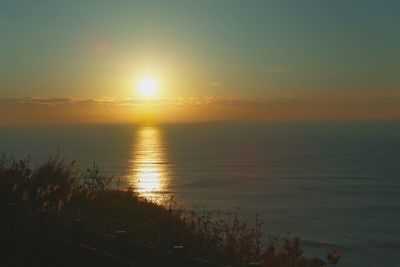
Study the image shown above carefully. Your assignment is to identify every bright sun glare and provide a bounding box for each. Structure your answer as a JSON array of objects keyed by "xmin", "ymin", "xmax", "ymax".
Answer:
[{"xmin": 137, "ymin": 76, "xmax": 158, "ymax": 98}]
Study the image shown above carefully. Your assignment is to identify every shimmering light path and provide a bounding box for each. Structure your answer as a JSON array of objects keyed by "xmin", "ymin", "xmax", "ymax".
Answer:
[{"xmin": 129, "ymin": 126, "xmax": 170, "ymax": 202}]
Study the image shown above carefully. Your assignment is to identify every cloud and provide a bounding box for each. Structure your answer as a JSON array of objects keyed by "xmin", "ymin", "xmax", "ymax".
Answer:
[
  {"xmin": 267, "ymin": 67, "xmax": 288, "ymax": 73},
  {"xmin": 0, "ymin": 96, "xmax": 314, "ymax": 113},
  {"xmin": 1, "ymin": 95, "xmax": 400, "ymax": 125},
  {"xmin": 1, "ymin": 95, "xmax": 399, "ymax": 109},
  {"xmin": 0, "ymin": 97, "xmax": 85, "ymax": 106},
  {"xmin": 208, "ymin": 82, "xmax": 222, "ymax": 88},
  {"xmin": 0, "ymin": 96, "xmax": 185, "ymax": 108}
]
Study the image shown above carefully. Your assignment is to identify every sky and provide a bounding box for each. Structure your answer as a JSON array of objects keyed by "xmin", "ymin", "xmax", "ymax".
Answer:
[{"xmin": 0, "ymin": 1, "xmax": 399, "ymax": 124}]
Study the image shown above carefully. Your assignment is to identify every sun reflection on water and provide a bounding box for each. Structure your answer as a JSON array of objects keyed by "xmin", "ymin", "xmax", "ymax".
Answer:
[{"xmin": 129, "ymin": 126, "xmax": 169, "ymax": 202}]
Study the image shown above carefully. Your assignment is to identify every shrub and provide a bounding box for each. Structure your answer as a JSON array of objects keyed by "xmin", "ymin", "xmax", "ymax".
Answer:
[{"xmin": 0, "ymin": 154, "xmax": 333, "ymax": 267}]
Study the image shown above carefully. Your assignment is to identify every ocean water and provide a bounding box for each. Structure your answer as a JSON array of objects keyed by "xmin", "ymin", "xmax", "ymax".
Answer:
[{"xmin": 1, "ymin": 122, "xmax": 399, "ymax": 266}]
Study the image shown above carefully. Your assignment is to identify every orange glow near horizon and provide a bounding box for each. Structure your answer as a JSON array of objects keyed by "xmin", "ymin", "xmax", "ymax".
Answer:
[{"xmin": 1, "ymin": 95, "xmax": 400, "ymax": 125}]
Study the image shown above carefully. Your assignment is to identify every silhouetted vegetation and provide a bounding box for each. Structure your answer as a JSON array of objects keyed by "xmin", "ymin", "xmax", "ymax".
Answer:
[{"xmin": 0, "ymin": 154, "xmax": 340, "ymax": 266}]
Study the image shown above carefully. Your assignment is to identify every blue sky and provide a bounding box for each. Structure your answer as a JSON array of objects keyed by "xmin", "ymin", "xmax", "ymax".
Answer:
[
  {"xmin": 1, "ymin": 1, "xmax": 399, "ymax": 97},
  {"xmin": 0, "ymin": 1, "xmax": 399, "ymax": 124}
]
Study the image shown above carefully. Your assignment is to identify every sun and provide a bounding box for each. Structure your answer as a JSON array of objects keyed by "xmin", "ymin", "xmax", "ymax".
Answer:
[{"xmin": 137, "ymin": 76, "xmax": 158, "ymax": 99}]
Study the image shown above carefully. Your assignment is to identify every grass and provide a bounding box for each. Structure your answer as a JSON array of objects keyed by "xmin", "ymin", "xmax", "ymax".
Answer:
[{"xmin": 0, "ymin": 153, "xmax": 340, "ymax": 267}]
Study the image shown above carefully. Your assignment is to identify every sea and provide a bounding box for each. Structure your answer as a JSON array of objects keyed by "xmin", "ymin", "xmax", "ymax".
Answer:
[{"xmin": 1, "ymin": 121, "xmax": 399, "ymax": 267}]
